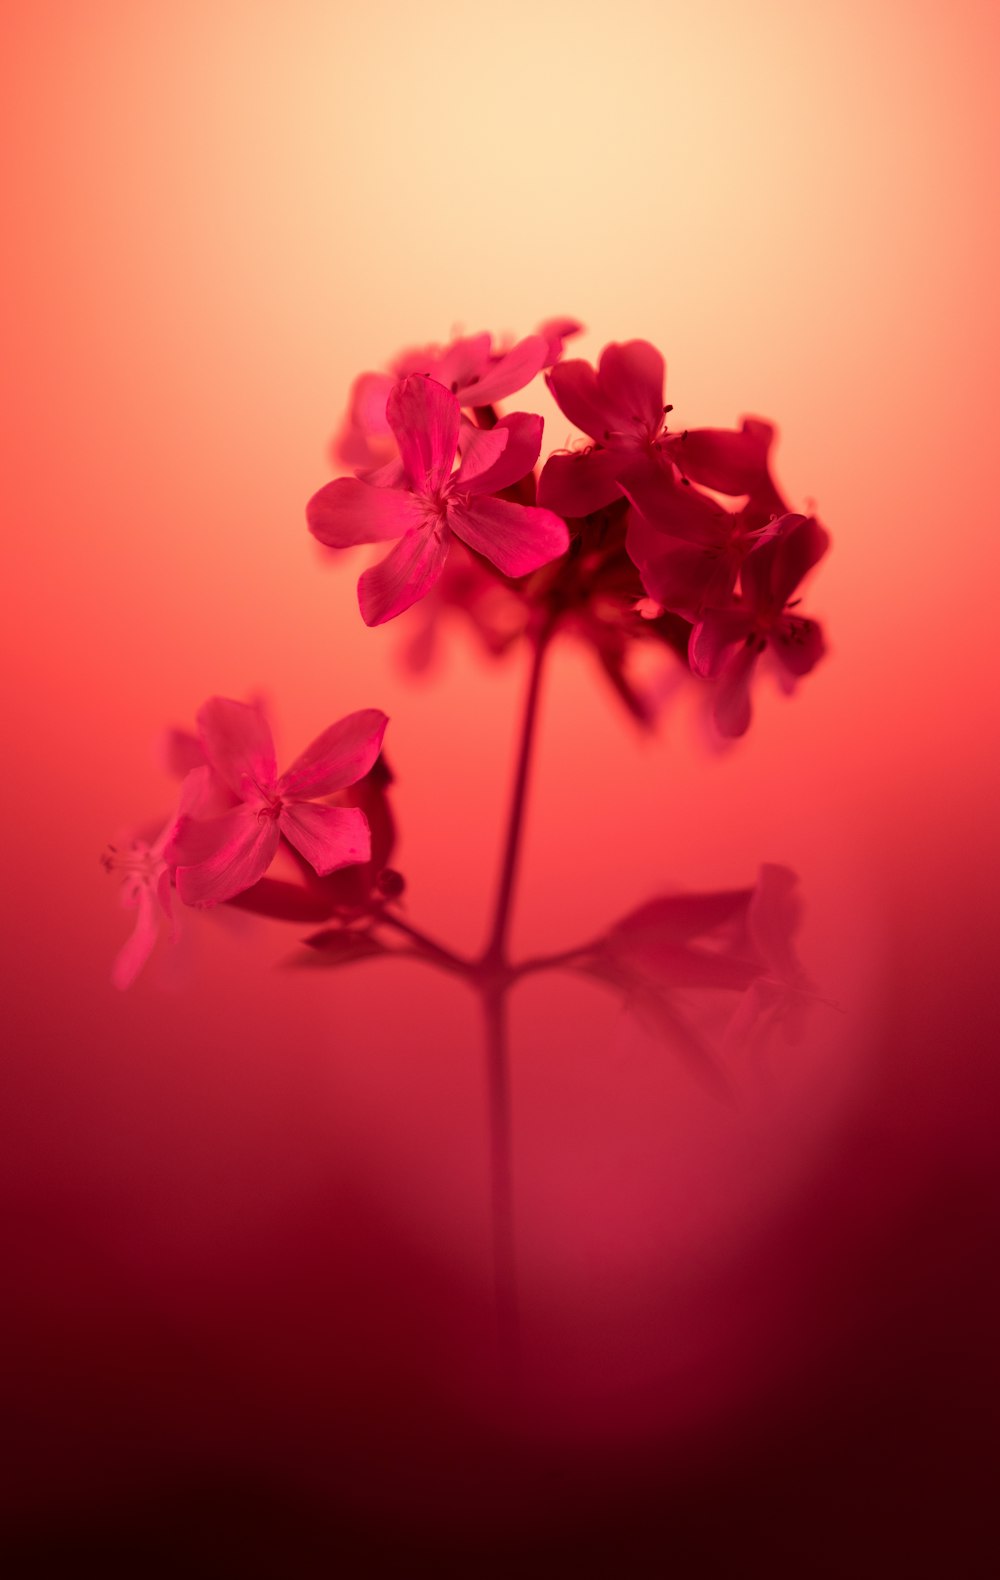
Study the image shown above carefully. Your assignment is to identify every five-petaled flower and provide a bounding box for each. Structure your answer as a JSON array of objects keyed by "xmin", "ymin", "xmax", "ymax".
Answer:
[
  {"xmin": 170, "ymin": 698, "xmax": 388, "ymax": 906},
  {"xmin": 689, "ymin": 513, "xmax": 829, "ymax": 736},
  {"xmin": 101, "ymin": 762, "xmax": 219, "ymax": 988},
  {"xmin": 538, "ymin": 339, "xmax": 673, "ymax": 517},
  {"xmin": 334, "ymin": 320, "xmax": 580, "ymax": 469},
  {"xmin": 307, "ymin": 374, "xmax": 569, "ymax": 625}
]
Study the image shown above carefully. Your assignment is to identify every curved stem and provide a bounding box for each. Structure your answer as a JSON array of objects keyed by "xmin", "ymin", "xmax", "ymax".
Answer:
[
  {"xmin": 482, "ymin": 983, "xmax": 518, "ymax": 1364},
  {"xmin": 484, "ymin": 617, "xmax": 557, "ymax": 966}
]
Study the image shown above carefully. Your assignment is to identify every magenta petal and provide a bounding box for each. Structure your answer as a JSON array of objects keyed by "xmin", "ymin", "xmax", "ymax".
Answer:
[
  {"xmin": 279, "ymin": 802, "xmax": 371, "ymax": 876},
  {"xmin": 357, "ymin": 525, "xmax": 451, "ymax": 625},
  {"xmin": 713, "ymin": 643, "xmax": 759, "ymax": 737},
  {"xmin": 536, "ymin": 316, "xmax": 583, "ymax": 366},
  {"xmin": 386, "ymin": 375, "xmax": 460, "ymax": 494},
  {"xmin": 176, "ymin": 804, "xmax": 281, "ymax": 907},
  {"xmin": 349, "ymin": 372, "xmax": 394, "ymax": 437},
  {"xmin": 597, "ymin": 340, "xmax": 665, "ymax": 434},
  {"xmin": 461, "ymin": 412, "xmax": 543, "ymax": 496},
  {"xmin": 357, "ymin": 456, "xmax": 407, "ymax": 489},
  {"xmin": 111, "ymin": 888, "xmax": 160, "ymax": 990},
  {"xmin": 770, "ymin": 515, "xmax": 830, "ymax": 607},
  {"xmin": 306, "ymin": 477, "xmax": 423, "ymax": 548},
  {"xmin": 611, "ymin": 889, "xmax": 754, "ymax": 949},
  {"xmin": 620, "ymin": 466, "xmax": 728, "ymax": 546},
  {"xmin": 748, "ymin": 865, "xmax": 804, "ymax": 982},
  {"xmin": 448, "ymin": 496, "xmax": 569, "ymax": 578},
  {"xmin": 689, "ymin": 608, "xmax": 755, "ymax": 677},
  {"xmin": 546, "ymin": 359, "xmax": 608, "ymax": 441},
  {"xmin": 279, "ymin": 709, "xmax": 388, "ymax": 799},
  {"xmin": 454, "ymin": 422, "xmax": 509, "ymax": 486},
  {"xmin": 627, "ymin": 524, "xmax": 736, "ymax": 617},
  {"xmin": 773, "ymin": 614, "xmax": 825, "ymax": 677},
  {"xmin": 536, "ymin": 446, "xmax": 629, "ymax": 516},
  {"xmin": 668, "ymin": 418, "xmax": 775, "ymax": 495},
  {"xmin": 197, "ymin": 697, "xmax": 277, "ymax": 798},
  {"xmin": 462, "ymin": 334, "xmax": 549, "ymax": 406},
  {"xmin": 435, "ymin": 333, "xmax": 492, "ymax": 393}
]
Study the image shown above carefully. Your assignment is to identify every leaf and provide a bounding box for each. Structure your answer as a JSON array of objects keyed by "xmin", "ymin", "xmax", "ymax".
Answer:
[{"xmin": 292, "ymin": 928, "xmax": 391, "ymax": 968}]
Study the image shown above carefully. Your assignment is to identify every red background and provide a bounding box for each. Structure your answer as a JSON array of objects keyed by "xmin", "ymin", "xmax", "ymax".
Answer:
[{"xmin": 3, "ymin": 2, "xmax": 998, "ymax": 1572}]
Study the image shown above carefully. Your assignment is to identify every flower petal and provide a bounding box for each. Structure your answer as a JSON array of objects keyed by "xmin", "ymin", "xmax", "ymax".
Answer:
[
  {"xmin": 111, "ymin": 887, "xmax": 161, "ymax": 990},
  {"xmin": 748, "ymin": 864, "xmax": 805, "ymax": 983},
  {"xmin": 626, "ymin": 526, "xmax": 736, "ymax": 618},
  {"xmin": 386, "ymin": 375, "xmax": 459, "ymax": 494},
  {"xmin": 454, "ymin": 421, "xmax": 509, "ymax": 486},
  {"xmin": 461, "ymin": 412, "xmax": 543, "ymax": 495},
  {"xmin": 357, "ymin": 524, "xmax": 451, "ymax": 625},
  {"xmin": 713, "ymin": 642, "xmax": 760, "ymax": 737},
  {"xmin": 667, "ymin": 418, "xmax": 775, "ymax": 495},
  {"xmin": 536, "ymin": 446, "xmax": 630, "ymax": 516},
  {"xmin": 279, "ymin": 802, "xmax": 371, "ymax": 875},
  {"xmin": 461, "ymin": 334, "xmax": 549, "ymax": 406},
  {"xmin": 609, "ymin": 888, "xmax": 754, "ymax": 950},
  {"xmin": 307, "ymin": 477, "xmax": 423, "ymax": 548},
  {"xmin": 620, "ymin": 465, "xmax": 728, "ymax": 545},
  {"xmin": 772, "ymin": 614, "xmax": 825, "ymax": 677},
  {"xmin": 741, "ymin": 513, "xmax": 827, "ymax": 610},
  {"xmin": 536, "ymin": 316, "xmax": 583, "ymax": 366},
  {"xmin": 279, "ymin": 709, "xmax": 388, "ymax": 799},
  {"xmin": 176, "ymin": 804, "xmax": 281, "ymax": 907},
  {"xmin": 769, "ymin": 515, "xmax": 830, "ymax": 608},
  {"xmin": 689, "ymin": 608, "xmax": 755, "ymax": 677},
  {"xmin": 434, "ymin": 333, "xmax": 492, "ymax": 393},
  {"xmin": 597, "ymin": 340, "xmax": 665, "ymax": 435},
  {"xmin": 448, "ymin": 495, "xmax": 569, "ymax": 578},
  {"xmin": 197, "ymin": 697, "xmax": 277, "ymax": 798},
  {"xmin": 349, "ymin": 371, "xmax": 394, "ymax": 437},
  {"xmin": 546, "ymin": 359, "xmax": 608, "ymax": 441}
]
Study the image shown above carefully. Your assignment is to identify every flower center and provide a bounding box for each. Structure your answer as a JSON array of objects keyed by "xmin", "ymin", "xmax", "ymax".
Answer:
[{"xmin": 101, "ymin": 841, "xmax": 161, "ymax": 884}]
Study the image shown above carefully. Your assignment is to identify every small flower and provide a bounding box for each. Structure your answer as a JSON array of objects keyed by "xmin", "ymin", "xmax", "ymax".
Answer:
[
  {"xmin": 102, "ymin": 822, "xmax": 176, "ymax": 990},
  {"xmin": 307, "ymin": 375, "xmax": 569, "ymax": 626},
  {"xmin": 689, "ymin": 513, "xmax": 829, "ymax": 736},
  {"xmin": 171, "ymin": 698, "xmax": 388, "ymax": 906},
  {"xmin": 333, "ymin": 321, "xmax": 571, "ymax": 469},
  {"xmin": 537, "ymin": 339, "xmax": 672, "ymax": 517},
  {"xmin": 622, "ymin": 466, "xmax": 745, "ymax": 619},
  {"xmin": 102, "ymin": 767, "xmax": 217, "ymax": 988}
]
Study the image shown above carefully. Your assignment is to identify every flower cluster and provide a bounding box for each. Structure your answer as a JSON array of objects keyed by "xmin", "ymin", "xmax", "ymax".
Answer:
[
  {"xmin": 103, "ymin": 698, "xmax": 390, "ymax": 988},
  {"xmin": 106, "ymin": 317, "xmax": 830, "ymax": 1024},
  {"xmin": 308, "ymin": 324, "xmax": 829, "ymax": 735}
]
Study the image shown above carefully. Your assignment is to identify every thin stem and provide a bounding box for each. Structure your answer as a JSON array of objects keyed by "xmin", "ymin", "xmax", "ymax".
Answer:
[
  {"xmin": 377, "ymin": 911, "xmax": 469, "ymax": 972},
  {"xmin": 510, "ymin": 943, "xmax": 597, "ymax": 980},
  {"xmin": 484, "ymin": 616, "xmax": 557, "ymax": 966},
  {"xmin": 482, "ymin": 983, "xmax": 518, "ymax": 1365}
]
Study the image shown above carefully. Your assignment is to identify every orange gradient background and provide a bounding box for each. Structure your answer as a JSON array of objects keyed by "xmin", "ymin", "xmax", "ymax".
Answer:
[{"xmin": 3, "ymin": 1, "xmax": 998, "ymax": 1572}]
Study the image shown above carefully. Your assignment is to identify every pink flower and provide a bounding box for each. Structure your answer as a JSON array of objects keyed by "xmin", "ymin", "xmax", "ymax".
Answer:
[
  {"xmin": 333, "ymin": 321, "xmax": 573, "ymax": 469},
  {"xmin": 536, "ymin": 316, "xmax": 584, "ymax": 366},
  {"xmin": 689, "ymin": 514, "xmax": 829, "ymax": 737},
  {"xmin": 102, "ymin": 768, "xmax": 217, "ymax": 988},
  {"xmin": 666, "ymin": 417, "xmax": 781, "ymax": 506},
  {"xmin": 171, "ymin": 698, "xmax": 388, "ymax": 907},
  {"xmin": 622, "ymin": 467, "xmax": 746, "ymax": 619},
  {"xmin": 102, "ymin": 820, "xmax": 177, "ymax": 991},
  {"xmin": 307, "ymin": 375, "xmax": 569, "ymax": 626},
  {"xmin": 537, "ymin": 339, "xmax": 672, "ymax": 517}
]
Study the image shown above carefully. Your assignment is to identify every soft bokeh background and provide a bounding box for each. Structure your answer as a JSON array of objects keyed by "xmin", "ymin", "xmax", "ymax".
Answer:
[{"xmin": 3, "ymin": 1, "xmax": 998, "ymax": 1573}]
